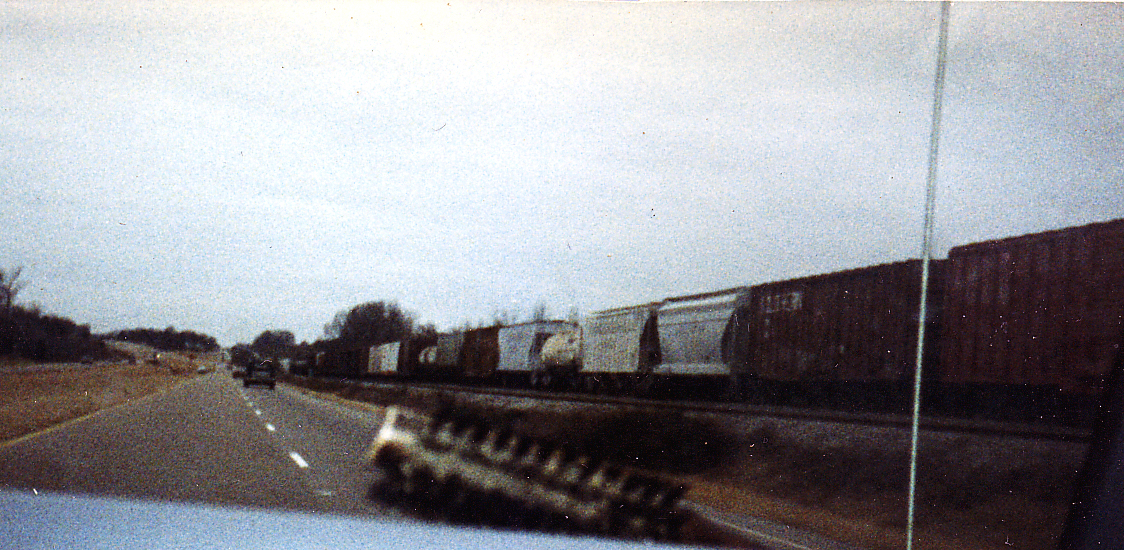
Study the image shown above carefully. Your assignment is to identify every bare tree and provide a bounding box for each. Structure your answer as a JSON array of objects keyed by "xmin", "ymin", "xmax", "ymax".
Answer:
[
  {"xmin": 530, "ymin": 301, "xmax": 548, "ymax": 322},
  {"xmin": 567, "ymin": 306, "xmax": 581, "ymax": 324},
  {"xmin": 414, "ymin": 322, "xmax": 438, "ymax": 339},
  {"xmin": 490, "ymin": 309, "xmax": 514, "ymax": 327},
  {"xmin": 0, "ymin": 267, "xmax": 24, "ymax": 311}
]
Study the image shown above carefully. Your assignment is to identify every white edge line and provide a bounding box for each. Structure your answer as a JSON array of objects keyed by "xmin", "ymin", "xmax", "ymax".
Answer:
[
  {"xmin": 289, "ymin": 452, "xmax": 309, "ymax": 468},
  {"xmin": 705, "ymin": 515, "xmax": 818, "ymax": 550}
]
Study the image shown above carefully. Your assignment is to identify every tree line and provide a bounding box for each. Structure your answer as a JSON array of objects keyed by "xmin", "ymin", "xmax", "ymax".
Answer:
[
  {"xmin": 105, "ymin": 327, "xmax": 219, "ymax": 353},
  {"xmin": 245, "ymin": 300, "xmax": 434, "ymax": 362},
  {"xmin": 0, "ymin": 267, "xmax": 219, "ymax": 362},
  {"xmin": 0, "ymin": 267, "xmax": 105, "ymax": 362}
]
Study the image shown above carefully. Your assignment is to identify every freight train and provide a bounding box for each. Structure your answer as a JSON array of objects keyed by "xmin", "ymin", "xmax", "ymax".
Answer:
[
  {"xmin": 309, "ymin": 218, "xmax": 1124, "ymax": 421},
  {"xmin": 312, "ymin": 320, "xmax": 578, "ymax": 388}
]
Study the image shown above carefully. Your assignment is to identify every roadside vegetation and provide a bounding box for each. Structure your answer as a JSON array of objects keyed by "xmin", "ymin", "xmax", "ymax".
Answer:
[
  {"xmin": 287, "ymin": 377, "xmax": 1084, "ymax": 550},
  {"xmin": 0, "ymin": 267, "xmax": 224, "ymax": 445},
  {"xmin": 0, "ymin": 346, "xmax": 222, "ymax": 444},
  {"xmin": 0, "ymin": 266, "xmax": 219, "ymax": 364},
  {"xmin": 0, "ymin": 268, "xmax": 114, "ymax": 363}
]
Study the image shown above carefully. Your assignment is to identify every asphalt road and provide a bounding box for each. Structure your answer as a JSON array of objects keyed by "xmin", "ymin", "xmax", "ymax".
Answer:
[
  {"xmin": 0, "ymin": 374, "xmax": 721, "ymax": 550},
  {"xmin": 0, "ymin": 373, "xmax": 391, "ymax": 517},
  {"xmin": 0, "ymin": 373, "xmax": 855, "ymax": 550}
]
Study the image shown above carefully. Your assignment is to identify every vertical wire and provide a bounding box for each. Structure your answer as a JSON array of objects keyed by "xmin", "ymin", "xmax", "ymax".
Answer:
[{"xmin": 907, "ymin": 2, "xmax": 951, "ymax": 550}]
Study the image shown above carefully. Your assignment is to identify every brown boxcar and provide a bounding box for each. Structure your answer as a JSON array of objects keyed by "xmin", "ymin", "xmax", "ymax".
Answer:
[
  {"xmin": 742, "ymin": 259, "xmax": 943, "ymax": 384},
  {"xmin": 313, "ymin": 344, "xmax": 371, "ymax": 378},
  {"xmin": 939, "ymin": 218, "xmax": 1124, "ymax": 396},
  {"xmin": 460, "ymin": 326, "xmax": 501, "ymax": 379},
  {"xmin": 395, "ymin": 334, "xmax": 437, "ymax": 377}
]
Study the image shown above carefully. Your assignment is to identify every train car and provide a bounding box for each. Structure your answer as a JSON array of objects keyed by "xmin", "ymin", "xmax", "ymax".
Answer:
[
  {"xmin": 416, "ymin": 332, "xmax": 465, "ymax": 379},
  {"xmin": 460, "ymin": 326, "xmax": 501, "ymax": 379},
  {"xmin": 394, "ymin": 334, "xmax": 438, "ymax": 378},
  {"xmin": 287, "ymin": 355, "xmax": 312, "ymax": 376},
  {"xmin": 580, "ymin": 302, "xmax": 661, "ymax": 392},
  {"xmin": 368, "ymin": 341, "xmax": 401, "ymax": 375},
  {"xmin": 651, "ymin": 288, "xmax": 752, "ymax": 379},
  {"xmin": 938, "ymin": 218, "xmax": 1124, "ymax": 417},
  {"xmin": 298, "ymin": 218, "xmax": 1123, "ymax": 422},
  {"xmin": 538, "ymin": 328, "xmax": 582, "ymax": 389},
  {"xmin": 312, "ymin": 344, "xmax": 372, "ymax": 378},
  {"xmin": 736, "ymin": 260, "xmax": 944, "ymax": 408},
  {"xmin": 496, "ymin": 320, "xmax": 578, "ymax": 387}
]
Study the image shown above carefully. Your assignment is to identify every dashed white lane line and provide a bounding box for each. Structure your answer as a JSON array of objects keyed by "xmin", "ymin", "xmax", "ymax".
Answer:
[
  {"xmin": 236, "ymin": 385, "xmax": 320, "ymax": 491},
  {"xmin": 289, "ymin": 452, "xmax": 310, "ymax": 468},
  {"xmin": 234, "ymin": 384, "xmax": 311, "ymax": 476}
]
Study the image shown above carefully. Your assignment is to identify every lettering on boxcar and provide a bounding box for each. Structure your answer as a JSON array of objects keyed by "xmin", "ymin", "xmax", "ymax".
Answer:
[{"xmin": 761, "ymin": 291, "xmax": 803, "ymax": 314}]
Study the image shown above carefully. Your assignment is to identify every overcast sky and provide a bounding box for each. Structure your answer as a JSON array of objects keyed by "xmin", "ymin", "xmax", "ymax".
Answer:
[{"xmin": 3, "ymin": 1, "xmax": 1123, "ymax": 346}]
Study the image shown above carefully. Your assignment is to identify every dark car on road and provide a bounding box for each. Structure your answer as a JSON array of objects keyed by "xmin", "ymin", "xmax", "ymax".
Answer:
[{"xmin": 243, "ymin": 360, "xmax": 277, "ymax": 390}]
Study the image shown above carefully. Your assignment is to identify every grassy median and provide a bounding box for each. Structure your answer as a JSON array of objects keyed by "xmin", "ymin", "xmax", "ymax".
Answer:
[{"xmin": 0, "ymin": 351, "xmax": 217, "ymax": 445}]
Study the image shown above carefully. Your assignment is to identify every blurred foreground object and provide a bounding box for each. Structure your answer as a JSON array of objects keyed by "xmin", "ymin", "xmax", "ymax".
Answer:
[{"xmin": 365, "ymin": 406, "xmax": 687, "ymax": 541}]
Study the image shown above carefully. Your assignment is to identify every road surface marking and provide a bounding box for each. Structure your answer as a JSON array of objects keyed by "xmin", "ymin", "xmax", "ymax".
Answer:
[
  {"xmin": 265, "ymin": 423, "xmax": 276, "ymax": 432},
  {"xmin": 255, "ymin": 409, "xmax": 262, "ymax": 416},
  {"xmin": 289, "ymin": 452, "xmax": 309, "ymax": 468}
]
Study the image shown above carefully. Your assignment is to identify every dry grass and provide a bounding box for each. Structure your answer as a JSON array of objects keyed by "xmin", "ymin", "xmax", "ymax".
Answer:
[
  {"xmin": 287, "ymin": 378, "xmax": 1085, "ymax": 550},
  {"xmin": 0, "ymin": 351, "xmax": 217, "ymax": 444},
  {"xmin": 518, "ymin": 408, "xmax": 1077, "ymax": 550},
  {"xmin": 686, "ymin": 434, "xmax": 1076, "ymax": 550}
]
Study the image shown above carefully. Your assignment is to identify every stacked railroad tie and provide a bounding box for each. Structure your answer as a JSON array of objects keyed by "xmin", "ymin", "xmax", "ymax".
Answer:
[{"xmin": 365, "ymin": 406, "xmax": 687, "ymax": 541}]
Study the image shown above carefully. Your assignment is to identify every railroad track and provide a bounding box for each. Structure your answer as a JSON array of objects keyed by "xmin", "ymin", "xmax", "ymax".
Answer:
[{"xmin": 295, "ymin": 375, "xmax": 1092, "ymax": 443}]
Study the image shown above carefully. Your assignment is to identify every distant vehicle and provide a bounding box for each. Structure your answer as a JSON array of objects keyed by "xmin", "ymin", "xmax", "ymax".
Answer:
[
  {"xmin": 229, "ymin": 345, "xmax": 259, "ymax": 380},
  {"xmin": 243, "ymin": 360, "xmax": 277, "ymax": 390}
]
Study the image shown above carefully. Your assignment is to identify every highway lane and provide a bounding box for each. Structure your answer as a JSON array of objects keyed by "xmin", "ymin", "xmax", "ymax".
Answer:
[
  {"xmin": 235, "ymin": 380, "xmax": 393, "ymax": 515},
  {"xmin": 0, "ymin": 372, "xmax": 845, "ymax": 550},
  {"xmin": 0, "ymin": 372, "xmax": 391, "ymax": 518}
]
